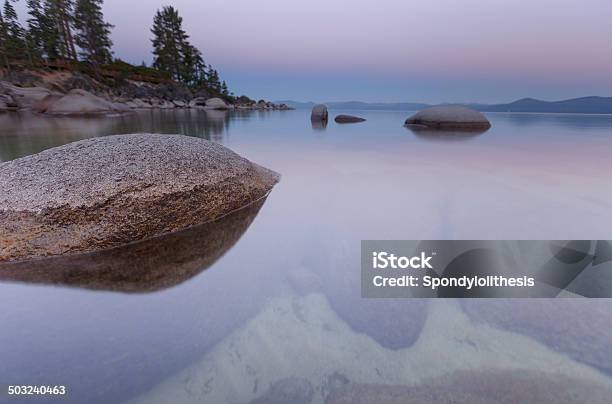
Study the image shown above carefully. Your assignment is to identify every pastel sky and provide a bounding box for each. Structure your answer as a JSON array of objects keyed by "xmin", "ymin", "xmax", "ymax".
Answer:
[{"xmin": 15, "ymin": 0, "xmax": 612, "ymax": 103}]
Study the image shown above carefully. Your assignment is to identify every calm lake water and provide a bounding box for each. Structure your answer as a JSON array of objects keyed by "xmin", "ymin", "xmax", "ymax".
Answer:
[{"xmin": 1, "ymin": 109, "xmax": 612, "ymax": 403}]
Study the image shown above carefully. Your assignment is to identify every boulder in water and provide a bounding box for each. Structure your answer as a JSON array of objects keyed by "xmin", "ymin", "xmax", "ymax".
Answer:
[
  {"xmin": 334, "ymin": 114, "xmax": 366, "ymax": 124},
  {"xmin": 0, "ymin": 134, "xmax": 280, "ymax": 262},
  {"xmin": 311, "ymin": 104, "xmax": 328, "ymax": 122},
  {"xmin": 404, "ymin": 105, "xmax": 491, "ymax": 130}
]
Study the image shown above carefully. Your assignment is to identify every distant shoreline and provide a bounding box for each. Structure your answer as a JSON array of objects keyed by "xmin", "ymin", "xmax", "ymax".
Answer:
[{"xmin": 279, "ymin": 97, "xmax": 612, "ymax": 115}]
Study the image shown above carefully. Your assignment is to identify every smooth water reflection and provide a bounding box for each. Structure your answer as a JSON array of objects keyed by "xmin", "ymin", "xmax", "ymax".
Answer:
[
  {"xmin": 405, "ymin": 126, "xmax": 489, "ymax": 142},
  {"xmin": 2, "ymin": 109, "xmax": 612, "ymax": 403},
  {"xmin": 0, "ymin": 198, "xmax": 266, "ymax": 293}
]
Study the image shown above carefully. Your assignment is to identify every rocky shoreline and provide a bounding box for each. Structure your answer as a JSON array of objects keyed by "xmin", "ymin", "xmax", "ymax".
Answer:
[{"xmin": 0, "ymin": 70, "xmax": 292, "ymax": 115}]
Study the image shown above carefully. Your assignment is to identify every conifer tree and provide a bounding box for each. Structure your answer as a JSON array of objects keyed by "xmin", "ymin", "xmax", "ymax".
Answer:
[
  {"xmin": 39, "ymin": 0, "xmax": 77, "ymax": 60},
  {"xmin": 150, "ymin": 6, "xmax": 231, "ymax": 95},
  {"xmin": 74, "ymin": 0, "xmax": 113, "ymax": 65},
  {"xmin": 25, "ymin": 0, "xmax": 45, "ymax": 60},
  {"xmin": 181, "ymin": 43, "xmax": 206, "ymax": 87},
  {"xmin": 56, "ymin": 0, "xmax": 77, "ymax": 60},
  {"xmin": 2, "ymin": 0, "xmax": 26, "ymax": 61},
  {"xmin": 39, "ymin": 0, "xmax": 67, "ymax": 59},
  {"xmin": 151, "ymin": 6, "xmax": 187, "ymax": 81},
  {"xmin": 0, "ymin": 7, "xmax": 9, "ymax": 69},
  {"xmin": 206, "ymin": 67, "xmax": 221, "ymax": 92}
]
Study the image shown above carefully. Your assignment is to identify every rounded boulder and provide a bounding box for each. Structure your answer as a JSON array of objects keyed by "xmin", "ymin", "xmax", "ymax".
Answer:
[
  {"xmin": 205, "ymin": 97, "xmax": 231, "ymax": 110},
  {"xmin": 334, "ymin": 114, "xmax": 366, "ymax": 124},
  {"xmin": 404, "ymin": 105, "xmax": 491, "ymax": 130},
  {"xmin": 0, "ymin": 134, "xmax": 280, "ymax": 262}
]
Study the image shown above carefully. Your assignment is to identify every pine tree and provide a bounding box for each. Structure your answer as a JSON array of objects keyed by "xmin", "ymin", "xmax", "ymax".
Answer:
[
  {"xmin": 2, "ymin": 0, "xmax": 26, "ymax": 61},
  {"xmin": 40, "ymin": 0, "xmax": 77, "ymax": 61},
  {"xmin": 0, "ymin": 7, "xmax": 9, "ymax": 69},
  {"xmin": 206, "ymin": 67, "xmax": 221, "ymax": 92},
  {"xmin": 40, "ymin": 0, "xmax": 67, "ymax": 59},
  {"xmin": 74, "ymin": 0, "xmax": 113, "ymax": 65},
  {"xmin": 56, "ymin": 0, "xmax": 77, "ymax": 60},
  {"xmin": 181, "ymin": 44, "xmax": 206, "ymax": 87},
  {"xmin": 25, "ymin": 0, "xmax": 45, "ymax": 60},
  {"xmin": 150, "ymin": 6, "xmax": 230, "ymax": 94},
  {"xmin": 151, "ymin": 6, "xmax": 187, "ymax": 81}
]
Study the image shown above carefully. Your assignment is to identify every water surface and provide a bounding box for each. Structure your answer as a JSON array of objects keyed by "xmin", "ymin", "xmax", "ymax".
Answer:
[{"xmin": 1, "ymin": 109, "xmax": 612, "ymax": 403}]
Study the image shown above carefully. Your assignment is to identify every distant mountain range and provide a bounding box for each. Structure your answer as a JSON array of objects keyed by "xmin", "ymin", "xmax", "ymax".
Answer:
[{"xmin": 276, "ymin": 96, "xmax": 612, "ymax": 114}]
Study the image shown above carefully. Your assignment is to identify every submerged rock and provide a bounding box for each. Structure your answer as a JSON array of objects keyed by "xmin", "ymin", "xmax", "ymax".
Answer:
[
  {"xmin": 129, "ymin": 295, "xmax": 611, "ymax": 404},
  {"xmin": 334, "ymin": 115, "xmax": 366, "ymax": 124},
  {"xmin": 0, "ymin": 134, "xmax": 280, "ymax": 262},
  {"xmin": 311, "ymin": 104, "xmax": 328, "ymax": 122},
  {"xmin": 250, "ymin": 377, "xmax": 314, "ymax": 404},
  {"xmin": 461, "ymin": 299, "xmax": 612, "ymax": 375},
  {"xmin": 404, "ymin": 105, "xmax": 491, "ymax": 130},
  {"xmin": 325, "ymin": 370, "xmax": 612, "ymax": 404}
]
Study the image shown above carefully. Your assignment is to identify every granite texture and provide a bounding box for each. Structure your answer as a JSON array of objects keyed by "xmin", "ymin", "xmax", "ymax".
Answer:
[
  {"xmin": 405, "ymin": 105, "xmax": 491, "ymax": 130},
  {"xmin": 0, "ymin": 134, "xmax": 279, "ymax": 261}
]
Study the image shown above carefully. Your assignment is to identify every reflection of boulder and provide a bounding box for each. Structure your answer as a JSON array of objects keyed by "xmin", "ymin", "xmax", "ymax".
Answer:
[
  {"xmin": 0, "ymin": 197, "xmax": 267, "ymax": 293},
  {"xmin": 461, "ymin": 299, "xmax": 612, "ymax": 376},
  {"xmin": 311, "ymin": 120, "xmax": 328, "ymax": 130},
  {"xmin": 325, "ymin": 370, "xmax": 612, "ymax": 404},
  {"xmin": 405, "ymin": 106, "xmax": 491, "ymax": 130},
  {"xmin": 406, "ymin": 125, "xmax": 488, "ymax": 142},
  {"xmin": 0, "ymin": 134, "xmax": 279, "ymax": 261},
  {"xmin": 204, "ymin": 108, "xmax": 230, "ymax": 122}
]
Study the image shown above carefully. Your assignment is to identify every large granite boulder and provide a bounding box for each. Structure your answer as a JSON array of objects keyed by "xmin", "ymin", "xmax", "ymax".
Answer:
[
  {"xmin": 189, "ymin": 97, "xmax": 207, "ymax": 108},
  {"xmin": 42, "ymin": 89, "xmax": 128, "ymax": 115},
  {"xmin": 0, "ymin": 94, "xmax": 19, "ymax": 111},
  {"xmin": 0, "ymin": 134, "xmax": 280, "ymax": 262},
  {"xmin": 311, "ymin": 104, "xmax": 328, "ymax": 122},
  {"xmin": 404, "ymin": 105, "xmax": 491, "ymax": 130},
  {"xmin": 205, "ymin": 97, "xmax": 231, "ymax": 110},
  {"xmin": 0, "ymin": 81, "xmax": 58, "ymax": 109},
  {"xmin": 125, "ymin": 98, "xmax": 154, "ymax": 109},
  {"xmin": 334, "ymin": 114, "xmax": 366, "ymax": 124}
]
